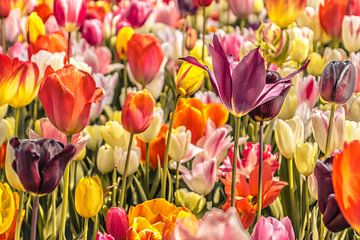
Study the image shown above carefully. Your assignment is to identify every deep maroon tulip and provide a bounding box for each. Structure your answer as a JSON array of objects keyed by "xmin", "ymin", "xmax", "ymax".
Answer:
[
  {"xmin": 105, "ymin": 207, "xmax": 129, "ymax": 240},
  {"xmin": 177, "ymin": 0, "xmax": 197, "ymax": 16},
  {"xmin": 320, "ymin": 61, "xmax": 356, "ymax": 104},
  {"xmin": 9, "ymin": 137, "xmax": 76, "ymax": 195},
  {"xmin": 314, "ymin": 157, "xmax": 350, "ymax": 232}
]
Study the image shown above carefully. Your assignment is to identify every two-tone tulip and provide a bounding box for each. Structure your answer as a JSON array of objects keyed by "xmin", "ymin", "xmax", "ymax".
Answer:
[
  {"xmin": 294, "ymin": 142, "xmax": 318, "ymax": 177},
  {"xmin": 319, "ymin": 0, "xmax": 347, "ymax": 38},
  {"xmin": 168, "ymin": 126, "xmax": 192, "ymax": 161},
  {"xmin": 265, "ymin": 0, "xmax": 306, "ymax": 28},
  {"xmin": 125, "ymin": 1, "xmax": 153, "ymax": 28},
  {"xmin": 54, "ymin": 0, "xmax": 86, "ymax": 32},
  {"xmin": 26, "ymin": 12, "xmax": 45, "ymax": 44},
  {"xmin": 174, "ymin": 188, "xmax": 206, "ymax": 214},
  {"xmin": 115, "ymin": 26, "xmax": 135, "ymax": 60},
  {"xmin": 105, "ymin": 207, "xmax": 129, "ymax": 240},
  {"xmin": 176, "ymin": 61, "xmax": 205, "ymax": 97},
  {"xmin": 82, "ymin": 19, "xmax": 103, "ymax": 46},
  {"xmin": 137, "ymin": 107, "xmax": 163, "ymax": 143},
  {"xmin": 342, "ymin": 16, "xmax": 360, "ymax": 53}
]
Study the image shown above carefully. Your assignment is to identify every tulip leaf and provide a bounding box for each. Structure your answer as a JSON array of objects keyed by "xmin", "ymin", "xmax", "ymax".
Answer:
[
  {"xmin": 167, "ymin": 171, "xmax": 173, "ymax": 202},
  {"xmin": 133, "ymin": 176, "xmax": 147, "ymax": 202}
]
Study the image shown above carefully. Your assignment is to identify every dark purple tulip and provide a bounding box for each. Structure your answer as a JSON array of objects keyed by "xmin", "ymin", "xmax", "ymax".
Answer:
[
  {"xmin": 314, "ymin": 157, "xmax": 350, "ymax": 232},
  {"xmin": 181, "ymin": 35, "xmax": 308, "ymax": 117},
  {"xmin": 176, "ymin": 0, "xmax": 197, "ymax": 17},
  {"xmin": 319, "ymin": 61, "xmax": 356, "ymax": 104},
  {"xmin": 9, "ymin": 137, "xmax": 76, "ymax": 195}
]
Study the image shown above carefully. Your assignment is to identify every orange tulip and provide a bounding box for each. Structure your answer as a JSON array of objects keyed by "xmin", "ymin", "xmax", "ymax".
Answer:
[
  {"xmin": 28, "ymin": 32, "xmax": 68, "ymax": 58},
  {"xmin": 127, "ymin": 34, "xmax": 164, "ymax": 86},
  {"xmin": 333, "ymin": 140, "xmax": 360, "ymax": 232},
  {"xmin": 203, "ymin": 103, "xmax": 229, "ymax": 128},
  {"xmin": 121, "ymin": 90, "xmax": 155, "ymax": 134},
  {"xmin": 38, "ymin": 65, "xmax": 104, "ymax": 135},
  {"xmin": 319, "ymin": 0, "xmax": 347, "ymax": 38}
]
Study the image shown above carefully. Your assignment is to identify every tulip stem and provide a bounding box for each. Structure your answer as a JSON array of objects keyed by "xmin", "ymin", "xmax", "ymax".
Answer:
[
  {"xmin": 52, "ymin": 190, "xmax": 57, "ymax": 239},
  {"xmin": 112, "ymin": 167, "xmax": 117, "ymax": 207},
  {"xmin": 231, "ymin": 116, "xmax": 241, "ymax": 207},
  {"xmin": 14, "ymin": 108, "xmax": 20, "ymax": 137},
  {"xmin": 30, "ymin": 195, "xmax": 39, "ymax": 240},
  {"xmin": 67, "ymin": 32, "xmax": 71, "ymax": 64},
  {"xmin": 175, "ymin": 161, "xmax": 180, "ymax": 192},
  {"xmin": 60, "ymin": 135, "xmax": 72, "ymax": 239},
  {"xmin": 324, "ymin": 104, "xmax": 336, "ymax": 157},
  {"xmin": 119, "ymin": 133, "xmax": 134, "ymax": 208},
  {"xmin": 288, "ymin": 158, "xmax": 296, "ymax": 225},
  {"xmin": 92, "ymin": 214, "xmax": 98, "ymax": 240},
  {"xmin": 1, "ymin": 18, "xmax": 6, "ymax": 54},
  {"xmin": 305, "ymin": 177, "xmax": 310, "ymax": 240},
  {"xmin": 201, "ymin": 7, "xmax": 206, "ymax": 62},
  {"xmin": 256, "ymin": 121, "xmax": 264, "ymax": 220},
  {"xmin": 161, "ymin": 96, "xmax": 180, "ymax": 198},
  {"xmin": 83, "ymin": 218, "xmax": 89, "ymax": 240},
  {"xmin": 14, "ymin": 191, "xmax": 24, "ymax": 240},
  {"xmin": 145, "ymin": 142, "xmax": 150, "ymax": 196},
  {"xmin": 123, "ymin": 60, "xmax": 128, "ymax": 91}
]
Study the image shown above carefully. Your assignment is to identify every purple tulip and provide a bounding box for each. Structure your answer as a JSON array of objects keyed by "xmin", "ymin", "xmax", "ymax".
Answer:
[
  {"xmin": 9, "ymin": 137, "xmax": 76, "ymax": 195},
  {"xmin": 182, "ymin": 35, "xmax": 308, "ymax": 117},
  {"xmin": 314, "ymin": 157, "xmax": 350, "ymax": 232},
  {"xmin": 320, "ymin": 61, "xmax": 356, "ymax": 104},
  {"xmin": 176, "ymin": 0, "xmax": 197, "ymax": 17},
  {"xmin": 105, "ymin": 207, "xmax": 129, "ymax": 240},
  {"xmin": 251, "ymin": 216, "xmax": 295, "ymax": 240}
]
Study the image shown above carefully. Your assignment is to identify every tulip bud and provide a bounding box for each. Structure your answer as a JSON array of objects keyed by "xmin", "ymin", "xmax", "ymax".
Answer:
[
  {"xmin": 75, "ymin": 176, "xmax": 103, "ymax": 218},
  {"xmin": 121, "ymin": 90, "xmax": 155, "ymax": 134},
  {"xmin": 85, "ymin": 125, "xmax": 103, "ymax": 151},
  {"xmin": 26, "ymin": 12, "xmax": 46, "ymax": 44},
  {"xmin": 311, "ymin": 106, "xmax": 345, "ymax": 155},
  {"xmin": 115, "ymin": 26, "xmax": 135, "ymax": 60},
  {"xmin": 0, "ymin": 0, "xmax": 10, "ymax": 18},
  {"xmin": 138, "ymin": 107, "xmax": 163, "ymax": 143},
  {"xmin": 168, "ymin": 126, "xmax": 192, "ymax": 161},
  {"xmin": 97, "ymin": 145, "xmax": 115, "ymax": 174},
  {"xmin": 105, "ymin": 207, "xmax": 129, "ymax": 240},
  {"xmin": 307, "ymin": 52, "xmax": 325, "ymax": 76},
  {"xmin": 274, "ymin": 116, "xmax": 304, "ymax": 159},
  {"xmin": 294, "ymin": 142, "xmax": 318, "ymax": 177},
  {"xmin": 114, "ymin": 146, "xmax": 140, "ymax": 176},
  {"xmin": 278, "ymin": 87, "xmax": 298, "ymax": 120},
  {"xmin": 101, "ymin": 121, "xmax": 130, "ymax": 149},
  {"xmin": 174, "ymin": 189, "xmax": 206, "ymax": 214},
  {"xmin": 54, "ymin": 0, "xmax": 86, "ymax": 32},
  {"xmin": 185, "ymin": 27, "xmax": 197, "ymax": 51},
  {"xmin": 176, "ymin": 61, "xmax": 205, "ymax": 97},
  {"xmin": 265, "ymin": 0, "xmax": 306, "ymax": 28},
  {"xmin": 82, "ymin": 19, "xmax": 103, "ymax": 46}
]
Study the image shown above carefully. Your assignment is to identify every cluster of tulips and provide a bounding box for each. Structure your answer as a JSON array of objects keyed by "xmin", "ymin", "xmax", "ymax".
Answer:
[{"xmin": 1, "ymin": 0, "xmax": 360, "ymax": 239}]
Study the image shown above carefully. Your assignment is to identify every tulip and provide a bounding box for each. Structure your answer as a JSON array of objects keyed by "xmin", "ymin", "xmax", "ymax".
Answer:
[
  {"xmin": 219, "ymin": 33, "xmax": 244, "ymax": 60},
  {"xmin": 121, "ymin": 90, "xmax": 155, "ymax": 134},
  {"xmin": 314, "ymin": 157, "xmax": 349, "ymax": 232},
  {"xmin": 9, "ymin": 137, "xmax": 76, "ymax": 195},
  {"xmin": 297, "ymin": 75, "xmax": 319, "ymax": 108},
  {"xmin": 82, "ymin": 19, "xmax": 103, "ymax": 46},
  {"xmin": 114, "ymin": 146, "xmax": 140, "ymax": 176},
  {"xmin": 319, "ymin": 0, "xmax": 347, "ymax": 38},
  {"xmin": 127, "ymin": 34, "xmax": 164, "ymax": 87},
  {"xmin": 274, "ymin": 116, "xmax": 304, "ymax": 159},
  {"xmin": 320, "ymin": 61, "xmax": 356, "ymax": 104},
  {"xmin": 185, "ymin": 28, "xmax": 198, "ymax": 51},
  {"xmin": 0, "ymin": 182, "xmax": 15, "ymax": 234},
  {"xmin": 75, "ymin": 175, "xmax": 103, "ymax": 218},
  {"xmin": 97, "ymin": 145, "xmax": 115, "ymax": 174},
  {"xmin": 344, "ymin": 121, "xmax": 360, "ymax": 142},
  {"xmin": 342, "ymin": 15, "xmax": 360, "ymax": 53},
  {"xmin": 312, "ymin": 107, "xmax": 345, "ymax": 155},
  {"xmin": 105, "ymin": 207, "xmax": 129, "ymax": 240},
  {"xmin": 278, "ymin": 87, "xmax": 298, "ymax": 120},
  {"xmin": 323, "ymin": 47, "xmax": 347, "ymax": 65},
  {"xmin": 38, "ymin": 65, "xmax": 104, "ymax": 135},
  {"xmin": 176, "ymin": 61, "xmax": 205, "ymax": 97},
  {"xmin": 251, "ymin": 216, "xmax": 295, "ymax": 240},
  {"xmin": 177, "ymin": 0, "xmax": 197, "ymax": 17},
  {"xmin": 307, "ymin": 52, "xmax": 325, "ymax": 76},
  {"xmin": 228, "ymin": 0, "xmax": 253, "ymax": 18},
  {"xmin": 265, "ymin": 0, "xmax": 306, "ymax": 28},
  {"xmin": 294, "ymin": 142, "xmax": 318, "ymax": 177},
  {"xmin": 96, "ymin": 232, "xmax": 115, "ymax": 240},
  {"xmin": 192, "ymin": 0, "xmax": 213, "ymax": 7},
  {"xmin": 345, "ymin": 94, "xmax": 360, "ymax": 121},
  {"xmin": 138, "ymin": 107, "xmax": 163, "ymax": 143},
  {"xmin": 333, "ymin": 140, "xmax": 360, "ymax": 232},
  {"xmin": 28, "ymin": 32, "xmax": 68, "ymax": 58},
  {"xmin": 115, "ymin": 26, "xmax": 135, "ymax": 60},
  {"xmin": 168, "ymin": 126, "xmax": 192, "ymax": 161},
  {"xmin": 0, "ymin": 0, "xmax": 10, "ymax": 18},
  {"xmin": 125, "ymin": 1, "xmax": 153, "ymax": 28},
  {"xmin": 174, "ymin": 189, "xmax": 206, "ymax": 214},
  {"xmin": 101, "ymin": 121, "xmax": 130, "ymax": 149},
  {"xmin": 26, "ymin": 12, "xmax": 46, "ymax": 44},
  {"xmin": 54, "ymin": 0, "xmax": 86, "ymax": 32},
  {"xmin": 31, "ymin": 50, "xmax": 65, "ymax": 79},
  {"xmin": 85, "ymin": 125, "xmax": 103, "ymax": 151}
]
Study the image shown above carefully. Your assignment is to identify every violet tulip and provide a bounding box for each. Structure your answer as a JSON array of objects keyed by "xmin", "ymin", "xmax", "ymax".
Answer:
[
  {"xmin": 82, "ymin": 19, "xmax": 103, "ymax": 46},
  {"xmin": 176, "ymin": 0, "xmax": 197, "ymax": 16},
  {"xmin": 251, "ymin": 216, "xmax": 295, "ymax": 240},
  {"xmin": 105, "ymin": 207, "xmax": 129, "ymax": 240},
  {"xmin": 9, "ymin": 137, "xmax": 76, "ymax": 195},
  {"xmin": 54, "ymin": 0, "xmax": 86, "ymax": 32}
]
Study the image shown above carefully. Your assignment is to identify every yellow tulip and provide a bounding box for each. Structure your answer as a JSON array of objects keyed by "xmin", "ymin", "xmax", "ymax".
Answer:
[
  {"xmin": 101, "ymin": 121, "xmax": 130, "ymax": 149},
  {"xmin": 176, "ymin": 61, "xmax": 206, "ymax": 97},
  {"xmin": 116, "ymin": 26, "xmax": 135, "ymax": 60},
  {"xmin": 75, "ymin": 176, "xmax": 103, "ymax": 218},
  {"xmin": 5, "ymin": 141, "xmax": 25, "ymax": 191},
  {"xmin": 265, "ymin": 0, "xmax": 306, "ymax": 28},
  {"xmin": 294, "ymin": 142, "xmax": 318, "ymax": 177},
  {"xmin": 307, "ymin": 52, "xmax": 325, "ymax": 76},
  {"xmin": 26, "ymin": 12, "xmax": 45, "ymax": 43},
  {"xmin": 278, "ymin": 87, "xmax": 298, "ymax": 120},
  {"xmin": 0, "ymin": 182, "xmax": 15, "ymax": 234}
]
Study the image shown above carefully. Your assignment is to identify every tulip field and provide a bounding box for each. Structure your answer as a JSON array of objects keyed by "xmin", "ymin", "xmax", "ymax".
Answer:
[{"xmin": 1, "ymin": 0, "xmax": 360, "ymax": 239}]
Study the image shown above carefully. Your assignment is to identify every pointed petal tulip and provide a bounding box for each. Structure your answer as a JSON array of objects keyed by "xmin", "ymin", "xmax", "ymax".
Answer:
[
  {"xmin": 75, "ymin": 176, "xmax": 103, "ymax": 218},
  {"xmin": 105, "ymin": 207, "xmax": 129, "ymax": 240},
  {"xmin": 54, "ymin": 0, "xmax": 86, "ymax": 32},
  {"xmin": 333, "ymin": 140, "xmax": 360, "ymax": 233},
  {"xmin": 39, "ymin": 65, "xmax": 104, "ymax": 135},
  {"xmin": 265, "ymin": 0, "xmax": 306, "ymax": 28}
]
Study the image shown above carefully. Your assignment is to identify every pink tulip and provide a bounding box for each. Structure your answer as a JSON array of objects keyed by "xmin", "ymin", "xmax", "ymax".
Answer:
[
  {"xmin": 105, "ymin": 207, "xmax": 129, "ymax": 240},
  {"xmin": 350, "ymin": 52, "xmax": 360, "ymax": 93},
  {"xmin": 45, "ymin": 15, "xmax": 60, "ymax": 33},
  {"xmin": 297, "ymin": 75, "xmax": 319, "ymax": 107},
  {"xmin": 251, "ymin": 217, "xmax": 295, "ymax": 240},
  {"xmin": 228, "ymin": 0, "xmax": 254, "ymax": 18},
  {"xmin": 155, "ymin": 3, "xmax": 180, "ymax": 28},
  {"xmin": 125, "ymin": 0, "xmax": 153, "ymax": 28},
  {"xmin": 82, "ymin": 19, "xmax": 103, "ymax": 46},
  {"xmin": 54, "ymin": 0, "xmax": 86, "ymax": 32},
  {"xmin": 96, "ymin": 232, "xmax": 115, "ymax": 240},
  {"xmin": 4, "ymin": 9, "xmax": 21, "ymax": 43},
  {"xmin": 220, "ymin": 33, "xmax": 244, "ymax": 60}
]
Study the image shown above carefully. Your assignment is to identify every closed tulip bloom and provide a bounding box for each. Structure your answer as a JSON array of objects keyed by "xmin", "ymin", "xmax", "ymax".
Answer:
[
  {"xmin": 297, "ymin": 75, "xmax": 320, "ymax": 108},
  {"xmin": 192, "ymin": 0, "xmax": 213, "ymax": 7},
  {"xmin": 319, "ymin": 0, "xmax": 347, "ymax": 38},
  {"xmin": 114, "ymin": 146, "xmax": 140, "ymax": 176},
  {"xmin": 307, "ymin": 52, "xmax": 325, "ymax": 76},
  {"xmin": 85, "ymin": 125, "xmax": 103, "ymax": 151},
  {"xmin": 342, "ymin": 16, "xmax": 360, "ymax": 53},
  {"xmin": 26, "ymin": 12, "xmax": 46, "ymax": 44},
  {"xmin": 75, "ymin": 175, "xmax": 103, "ymax": 218},
  {"xmin": 265, "ymin": 0, "xmax": 306, "ymax": 28},
  {"xmin": 168, "ymin": 126, "xmax": 192, "ymax": 161},
  {"xmin": 54, "ymin": 0, "xmax": 86, "ymax": 32},
  {"xmin": 125, "ymin": 0, "xmax": 153, "ymax": 28},
  {"xmin": 82, "ymin": 19, "xmax": 103, "ymax": 46},
  {"xmin": 115, "ymin": 26, "xmax": 135, "ymax": 60},
  {"xmin": 138, "ymin": 107, "xmax": 163, "ymax": 143},
  {"xmin": 38, "ymin": 65, "xmax": 104, "ymax": 135},
  {"xmin": 274, "ymin": 116, "xmax": 304, "ymax": 159},
  {"xmin": 185, "ymin": 28, "xmax": 198, "ymax": 51},
  {"xmin": 105, "ymin": 207, "xmax": 129, "ymax": 240},
  {"xmin": 9, "ymin": 137, "xmax": 76, "ymax": 195},
  {"xmin": 278, "ymin": 87, "xmax": 298, "ymax": 120},
  {"xmin": 294, "ymin": 142, "xmax": 318, "ymax": 177},
  {"xmin": 101, "ymin": 121, "xmax": 130, "ymax": 149},
  {"xmin": 319, "ymin": 61, "xmax": 356, "ymax": 104},
  {"xmin": 121, "ymin": 90, "xmax": 155, "ymax": 134},
  {"xmin": 97, "ymin": 145, "xmax": 115, "ymax": 174},
  {"xmin": 251, "ymin": 217, "xmax": 295, "ymax": 240},
  {"xmin": 176, "ymin": 61, "xmax": 205, "ymax": 97},
  {"xmin": 333, "ymin": 140, "xmax": 360, "ymax": 233},
  {"xmin": 0, "ymin": 0, "xmax": 10, "ymax": 18},
  {"xmin": 228, "ymin": 0, "xmax": 254, "ymax": 18}
]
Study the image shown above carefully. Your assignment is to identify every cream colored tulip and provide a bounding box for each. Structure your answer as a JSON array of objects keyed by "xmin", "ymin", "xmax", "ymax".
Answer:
[
  {"xmin": 342, "ymin": 16, "xmax": 360, "ymax": 53},
  {"xmin": 278, "ymin": 87, "xmax": 298, "ymax": 120},
  {"xmin": 294, "ymin": 142, "xmax": 318, "ymax": 177},
  {"xmin": 85, "ymin": 125, "xmax": 103, "ymax": 151},
  {"xmin": 138, "ymin": 107, "xmax": 163, "ymax": 143},
  {"xmin": 101, "ymin": 121, "xmax": 130, "ymax": 148},
  {"xmin": 168, "ymin": 126, "xmax": 191, "ymax": 161},
  {"xmin": 114, "ymin": 146, "xmax": 140, "ymax": 176},
  {"xmin": 344, "ymin": 121, "xmax": 360, "ymax": 142},
  {"xmin": 97, "ymin": 145, "xmax": 115, "ymax": 174}
]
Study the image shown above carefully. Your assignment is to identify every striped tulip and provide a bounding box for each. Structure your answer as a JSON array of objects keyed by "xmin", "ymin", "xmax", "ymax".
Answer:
[{"xmin": 54, "ymin": 0, "xmax": 86, "ymax": 32}]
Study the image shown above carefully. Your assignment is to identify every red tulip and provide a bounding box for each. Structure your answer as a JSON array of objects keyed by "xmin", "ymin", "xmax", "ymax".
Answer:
[
  {"xmin": 38, "ymin": 65, "xmax": 104, "ymax": 135},
  {"xmin": 0, "ymin": 0, "xmax": 10, "ymax": 18},
  {"xmin": 105, "ymin": 207, "xmax": 129, "ymax": 240},
  {"xmin": 121, "ymin": 90, "xmax": 155, "ymax": 134},
  {"xmin": 127, "ymin": 34, "xmax": 164, "ymax": 86},
  {"xmin": 192, "ymin": 0, "xmax": 213, "ymax": 7},
  {"xmin": 54, "ymin": 0, "xmax": 86, "ymax": 32}
]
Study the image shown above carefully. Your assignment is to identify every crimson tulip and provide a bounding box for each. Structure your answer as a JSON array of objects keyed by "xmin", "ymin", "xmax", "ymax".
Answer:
[
  {"xmin": 192, "ymin": 0, "xmax": 213, "ymax": 7},
  {"xmin": 54, "ymin": 0, "xmax": 86, "ymax": 32},
  {"xmin": 38, "ymin": 65, "xmax": 104, "ymax": 135},
  {"xmin": 125, "ymin": 1, "xmax": 153, "ymax": 28},
  {"xmin": 105, "ymin": 207, "xmax": 129, "ymax": 240}
]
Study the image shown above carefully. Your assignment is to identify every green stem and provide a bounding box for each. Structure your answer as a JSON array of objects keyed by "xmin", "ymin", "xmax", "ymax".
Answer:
[
  {"xmin": 305, "ymin": 177, "xmax": 310, "ymax": 240},
  {"xmin": 1, "ymin": 18, "xmax": 6, "ymax": 54},
  {"xmin": 112, "ymin": 167, "xmax": 117, "ymax": 207},
  {"xmin": 92, "ymin": 214, "xmax": 98, "ymax": 240},
  {"xmin": 32, "ymin": 98, "xmax": 38, "ymax": 125},
  {"xmin": 145, "ymin": 142, "xmax": 150, "ymax": 196},
  {"xmin": 175, "ymin": 161, "xmax": 180, "ymax": 192},
  {"xmin": 67, "ymin": 32, "xmax": 71, "ymax": 64},
  {"xmin": 231, "ymin": 116, "xmax": 241, "ymax": 207},
  {"xmin": 324, "ymin": 104, "xmax": 336, "ymax": 157},
  {"xmin": 123, "ymin": 60, "xmax": 128, "ymax": 91},
  {"xmin": 14, "ymin": 191, "xmax": 25, "ymax": 240},
  {"xmin": 161, "ymin": 96, "xmax": 180, "ymax": 198},
  {"xmin": 30, "ymin": 195, "xmax": 39, "ymax": 240},
  {"xmin": 288, "ymin": 158, "xmax": 296, "ymax": 224},
  {"xmin": 119, "ymin": 133, "xmax": 135, "ymax": 207},
  {"xmin": 83, "ymin": 218, "xmax": 89, "ymax": 240},
  {"xmin": 14, "ymin": 108, "xmax": 20, "ymax": 137},
  {"xmin": 59, "ymin": 135, "xmax": 72, "ymax": 239},
  {"xmin": 201, "ymin": 7, "xmax": 206, "ymax": 62},
  {"xmin": 52, "ymin": 190, "xmax": 57, "ymax": 239},
  {"xmin": 256, "ymin": 121, "xmax": 264, "ymax": 220}
]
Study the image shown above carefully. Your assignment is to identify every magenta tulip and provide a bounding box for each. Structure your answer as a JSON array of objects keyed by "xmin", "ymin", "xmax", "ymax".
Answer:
[
  {"xmin": 54, "ymin": 0, "xmax": 86, "ymax": 32},
  {"xmin": 105, "ymin": 207, "xmax": 129, "ymax": 240},
  {"xmin": 82, "ymin": 19, "xmax": 103, "ymax": 46},
  {"xmin": 125, "ymin": 1, "xmax": 153, "ymax": 28},
  {"xmin": 251, "ymin": 216, "xmax": 295, "ymax": 240}
]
